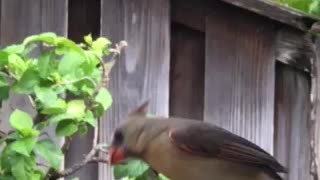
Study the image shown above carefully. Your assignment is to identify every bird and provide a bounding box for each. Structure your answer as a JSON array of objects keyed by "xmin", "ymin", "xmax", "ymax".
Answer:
[{"xmin": 109, "ymin": 101, "xmax": 288, "ymax": 180}]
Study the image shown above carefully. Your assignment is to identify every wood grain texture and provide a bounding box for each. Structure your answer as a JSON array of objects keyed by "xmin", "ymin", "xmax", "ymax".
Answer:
[
  {"xmin": 0, "ymin": 0, "xmax": 66, "ymax": 129},
  {"xmin": 64, "ymin": 0, "xmax": 100, "ymax": 179},
  {"xmin": 276, "ymin": 28, "xmax": 313, "ymax": 73},
  {"xmin": 100, "ymin": 0, "xmax": 170, "ymax": 179},
  {"xmin": 170, "ymin": 23, "xmax": 204, "ymax": 120},
  {"xmin": 274, "ymin": 63, "xmax": 311, "ymax": 180},
  {"xmin": 171, "ymin": 0, "xmax": 214, "ymax": 32},
  {"xmin": 204, "ymin": 5, "xmax": 276, "ymax": 154},
  {"xmin": 220, "ymin": 0, "xmax": 319, "ymax": 32},
  {"xmin": 313, "ymin": 38, "xmax": 320, "ymax": 180}
]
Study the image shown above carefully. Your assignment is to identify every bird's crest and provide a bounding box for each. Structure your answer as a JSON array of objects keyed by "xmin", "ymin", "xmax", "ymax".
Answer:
[{"xmin": 128, "ymin": 100, "xmax": 149, "ymax": 116}]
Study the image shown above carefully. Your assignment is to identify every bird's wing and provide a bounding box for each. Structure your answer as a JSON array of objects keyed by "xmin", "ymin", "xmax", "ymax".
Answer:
[{"xmin": 168, "ymin": 121, "xmax": 287, "ymax": 174}]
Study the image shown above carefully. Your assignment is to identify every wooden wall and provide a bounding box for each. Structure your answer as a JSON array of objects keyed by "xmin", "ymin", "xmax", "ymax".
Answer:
[
  {"xmin": 274, "ymin": 62, "xmax": 311, "ymax": 180},
  {"xmin": 0, "ymin": 0, "xmax": 316, "ymax": 180},
  {"xmin": 171, "ymin": 1, "xmax": 314, "ymax": 180},
  {"xmin": 99, "ymin": 0, "xmax": 170, "ymax": 179}
]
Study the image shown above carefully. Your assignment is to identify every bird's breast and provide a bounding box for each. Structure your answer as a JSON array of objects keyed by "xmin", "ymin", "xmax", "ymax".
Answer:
[{"xmin": 142, "ymin": 132, "xmax": 271, "ymax": 180}]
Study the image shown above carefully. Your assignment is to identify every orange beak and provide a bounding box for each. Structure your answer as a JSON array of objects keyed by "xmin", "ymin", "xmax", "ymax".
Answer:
[{"xmin": 109, "ymin": 146, "xmax": 125, "ymax": 165}]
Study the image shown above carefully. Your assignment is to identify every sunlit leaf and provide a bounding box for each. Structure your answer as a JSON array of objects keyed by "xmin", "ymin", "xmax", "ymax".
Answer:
[
  {"xmin": 95, "ymin": 88, "xmax": 112, "ymax": 110},
  {"xmin": 56, "ymin": 120, "xmax": 78, "ymax": 137},
  {"xmin": 9, "ymin": 110, "xmax": 33, "ymax": 132},
  {"xmin": 34, "ymin": 139, "xmax": 63, "ymax": 170},
  {"xmin": 23, "ymin": 32, "xmax": 57, "ymax": 45}
]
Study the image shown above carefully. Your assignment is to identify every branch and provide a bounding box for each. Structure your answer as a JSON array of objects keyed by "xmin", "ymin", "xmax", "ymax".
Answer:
[
  {"xmin": 47, "ymin": 143, "xmax": 109, "ymax": 180},
  {"xmin": 0, "ymin": 130, "xmax": 6, "ymax": 139},
  {"xmin": 95, "ymin": 40, "xmax": 128, "ymax": 92}
]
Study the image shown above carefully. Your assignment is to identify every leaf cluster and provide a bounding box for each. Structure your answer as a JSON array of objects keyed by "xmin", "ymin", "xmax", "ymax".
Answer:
[
  {"xmin": 274, "ymin": 0, "xmax": 320, "ymax": 16},
  {"xmin": 0, "ymin": 32, "xmax": 113, "ymax": 180}
]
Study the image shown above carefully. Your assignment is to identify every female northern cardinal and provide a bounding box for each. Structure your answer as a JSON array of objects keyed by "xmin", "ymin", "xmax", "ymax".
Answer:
[{"xmin": 109, "ymin": 101, "xmax": 287, "ymax": 180}]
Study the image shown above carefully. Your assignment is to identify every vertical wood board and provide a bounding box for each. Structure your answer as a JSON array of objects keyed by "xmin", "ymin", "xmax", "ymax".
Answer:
[
  {"xmin": 170, "ymin": 23, "xmax": 204, "ymax": 120},
  {"xmin": 64, "ymin": 0, "xmax": 101, "ymax": 179},
  {"xmin": 313, "ymin": 37, "xmax": 320, "ymax": 180},
  {"xmin": 204, "ymin": 5, "xmax": 276, "ymax": 154},
  {"xmin": 274, "ymin": 63, "xmax": 311, "ymax": 180},
  {"xmin": 100, "ymin": 0, "xmax": 170, "ymax": 179}
]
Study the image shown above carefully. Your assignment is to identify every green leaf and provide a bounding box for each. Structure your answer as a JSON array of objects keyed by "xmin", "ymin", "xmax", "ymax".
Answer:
[
  {"xmin": 113, "ymin": 160, "xmax": 149, "ymax": 179},
  {"xmin": 84, "ymin": 34, "xmax": 93, "ymax": 45},
  {"xmin": 9, "ymin": 109, "xmax": 33, "ymax": 132},
  {"xmin": 73, "ymin": 78, "xmax": 96, "ymax": 96},
  {"xmin": 34, "ymin": 139, "xmax": 63, "ymax": 170},
  {"xmin": 92, "ymin": 37, "xmax": 111, "ymax": 55},
  {"xmin": 83, "ymin": 110, "xmax": 97, "ymax": 127},
  {"xmin": 82, "ymin": 51, "xmax": 100, "ymax": 74},
  {"xmin": 56, "ymin": 120, "xmax": 78, "ymax": 137},
  {"xmin": 3, "ymin": 44, "xmax": 25, "ymax": 54},
  {"xmin": 0, "ymin": 176, "xmax": 15, "ymax": 180},
  {"xmin": 58, "ymin": 51, "xmax": 85, "ymax": 76},
  {"xmin": 0, "ymin": 50, "xmax": 9, "ymax": 67},
  {"xmin": 12, "ymin": 68, "xmax": 40, "ymax": 94},
  {"xmin": 11, "ymin": 155, "xmax": 34, "ymax": 180},
  {"xmin": 23, "ymin": 32, "xmax": 57, "ymax": 45},
  {"xmin": 34, "ymin": 121, "xmax": 48, "ymax": 131},
  {"xmin": 10, "ymin": 137, "xmax": 37, "ymax": 157},
  {"xmin": 20, "ymin": 128, "xmax": 40, "ymax": 138},
  {"xmin": 34, "ymin": 86, "xmax": 58, "ymax": 107},
  {"xmin": 0, "ymin": 86, "xmax": 10, "ymax": 101},
  {"xmin": 95, "ymin": 88, "xmax": 112, "ymax": 110},
  {"xmin": 158, "ymin": 174, "xmax": 170, "ymax": 180},
  {"xmin": 48, "ymin": 113, "xmax": 74, "ymax": 124},
  {"xmin": 41, "ymin": 98, "xmax": 67, "ymax": 115},
  {"xmin": 38, "ymin": 50, "xmax": 53, "ymax": 78},
  {"xmin": 55, "ymin": 37, "xmax": 84, "ymax": 56},
  {"xmin": 31, "ymin": 172, "xmax": 42, "ymax": 180},
  {"xmin": 67, "ymin": 100, "xmax": 86, "ymax": 118},
  {"xmin": 78, "ymin": 124, "xmax": 88, "ymax": 136},
  {"xmin": 8, "ymin": 54, "xmax": 27, "ymax": 78}
]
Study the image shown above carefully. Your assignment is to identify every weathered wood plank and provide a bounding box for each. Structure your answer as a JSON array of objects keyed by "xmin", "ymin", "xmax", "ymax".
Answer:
[
  {"xmin": 276, "ymin": 27, "xmax": 313, "ymax": 72},
  {"xmin": 170, "ymin": 23, "xmax": 204, "ymax": 120},
  {"xmin": 41, "ymin": 0, "xmax": 68, "ymax": 35},
  {"xmin": 100, "ymin": 0, "xmax": 170, "ymax": 179},
  {"xmin": 171, "ymin": 0, "xmax": 213, "ymax": 32},
  {"xmin": 274, "ymin": 63, "xmax": 311, "ymax": 180},
  {"xmin": 204, "ymin": 6, "xmax": 276, "ymax": 154},
  {"xmin": 220, "ymin": 0, "xmax": 319, "ymax": 32},
  {"xmin": 65, "ymin": 0, "xmax": 100, "ymax": 179},
  {"xmin": 312, "ymin": 37, "xmax": 320, "ymax": 180}
]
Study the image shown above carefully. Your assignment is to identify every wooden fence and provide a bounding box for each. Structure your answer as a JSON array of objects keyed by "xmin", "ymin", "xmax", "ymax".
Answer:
[{"xmin": 0, "ymin": 0, "xmax": 318, "ymax": 180}]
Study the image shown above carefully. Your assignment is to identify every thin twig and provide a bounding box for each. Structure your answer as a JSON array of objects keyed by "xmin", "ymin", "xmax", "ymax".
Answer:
[
  {"xmin": 92, "ymin": 123, "xmax": 99, "ymax": 148},
  {"xmin": 0, "ymin": 130, "xmax": 6, "ymax": 139},
  {"xmin": 95, "ymin": 40, "xmax": 128, "ymax": 92},
  {"xmin": 40, "ymin": 132, "xmax": 50, "ymax": 138},
  {"xmin": 47, "ymin": 143, "xmax": 109, "ymax": 179},
  {"xmin": 28, "ymin": 95, "xmax": 36, "ymax": 108},
  {"xmin": 37, "ymin": 162, "xmax": 50, "ymax": 168}
]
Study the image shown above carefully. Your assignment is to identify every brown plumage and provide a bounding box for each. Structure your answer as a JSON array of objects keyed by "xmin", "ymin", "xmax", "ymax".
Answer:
[{"xmin": 109, "ymin": 101, "xmax": 287, "ymax": 180}]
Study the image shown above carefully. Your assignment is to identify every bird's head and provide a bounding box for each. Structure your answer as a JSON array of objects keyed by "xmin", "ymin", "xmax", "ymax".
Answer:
[{"xmin": 109, "ymin": 100, "xmax": 151, "ymax": 165}]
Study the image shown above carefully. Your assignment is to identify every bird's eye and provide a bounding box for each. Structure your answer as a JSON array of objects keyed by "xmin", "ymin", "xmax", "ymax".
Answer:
[{"xmin": 113, "ymin": 129, "xmax": 123, "ymax": 144}]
